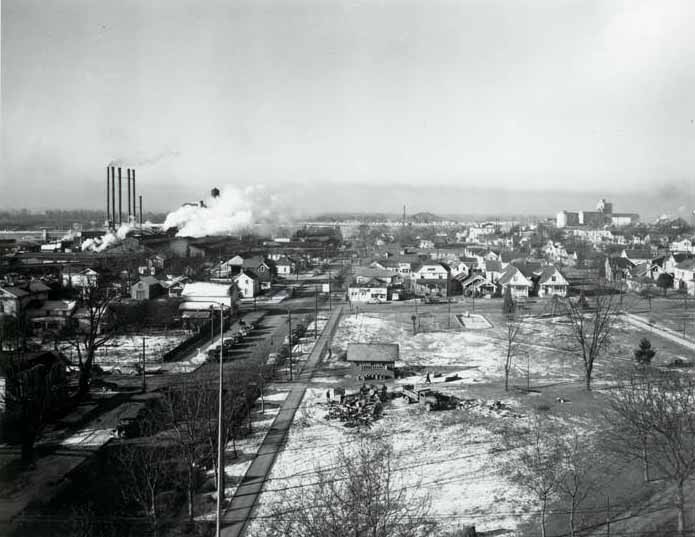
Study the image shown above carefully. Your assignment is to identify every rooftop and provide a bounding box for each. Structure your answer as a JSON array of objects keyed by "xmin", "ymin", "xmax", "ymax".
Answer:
[{"xmin": 347, "ymin": 343, "xmax": 399, "ymax": 363}]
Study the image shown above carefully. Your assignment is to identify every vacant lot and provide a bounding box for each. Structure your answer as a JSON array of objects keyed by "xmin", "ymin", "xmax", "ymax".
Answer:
[{"xmin": 246, "ymin": 308, "xmax": 694, "ymax": 536}]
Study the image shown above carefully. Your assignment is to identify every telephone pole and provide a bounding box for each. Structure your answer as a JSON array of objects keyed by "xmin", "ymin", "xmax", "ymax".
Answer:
[
  {"xmin": 314, "ymin": 286, "xmax": 319, "ymax": 339},
  {"xmin": 288, "ymin": 309, "xmax": 293, "ymax": 381},
  {"xmin": 141, "ymin": 338, "xmax": 146, "ymax": 393},
  {"xmin": 216, "ymin": 304, "xmax": 225, "ymax": 537}
]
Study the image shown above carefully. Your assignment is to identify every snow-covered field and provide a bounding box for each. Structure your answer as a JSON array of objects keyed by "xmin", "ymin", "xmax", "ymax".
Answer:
[{"xmin": 244, "ymin": 312, "xmax": 691, "ymax": 536}]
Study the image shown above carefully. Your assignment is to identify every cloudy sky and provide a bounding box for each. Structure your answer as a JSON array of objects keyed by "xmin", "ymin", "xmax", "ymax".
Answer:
[{"xmin": 1, "ymin": 0, "xmax": 694, "ymax": 216}]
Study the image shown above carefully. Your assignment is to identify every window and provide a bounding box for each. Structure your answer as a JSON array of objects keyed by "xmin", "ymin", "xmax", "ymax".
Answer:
[{"xmin": 136, "ymin": 290, "xmax": 145, "ymax": 300}]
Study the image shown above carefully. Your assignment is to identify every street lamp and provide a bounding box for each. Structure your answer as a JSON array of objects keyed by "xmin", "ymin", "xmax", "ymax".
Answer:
[{"xmin": 210, "ymin": 302, "xmax": 226, "ymax": 537}]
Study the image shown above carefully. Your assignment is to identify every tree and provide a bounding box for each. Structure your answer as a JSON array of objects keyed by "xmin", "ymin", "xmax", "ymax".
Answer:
[
  {"xmin": 563, "ymin": 293, "xmax": 616, "ymax": 391},
  {"xmin": 159, "ymin": 378, "xmax": 214, "ymax": 524},
  {"xmin": 113, "ymin": 409, "xmax": 176, "ymax": 537},
  {"xmin": 0, "ymin": 351, "xmax": 66, "ymax": 464},
  {"xmin": 558, "ymin": 434, "xmax": 599, "ymax": 537},
  {"xmin": 607, "ymin": 372, "xmax": 695, "ymax": 535},
  {"xmin": 504, "ymin": 417, "xmax": 566, "ymax": 537},
  {"xmin": 264, "ymin": 439, "xmax": 436, "ymax": 537},
  {"xmin": 633, "ymin": 337, "xmax": 655, "ymax": 367},
  {"xmin": 502, "ymin": 285, "xmax": 515, "ymax": 314},
  {"xmin": 503, "ymin": 313, "xmax": 524, "ymax": 392},
  {"xmin": 656, "ymin": 273, "xmax": 674, "ymax": 297},
  {"xmin": 60, "ymin": 283, "xmax": 118, "ymax": 399}
]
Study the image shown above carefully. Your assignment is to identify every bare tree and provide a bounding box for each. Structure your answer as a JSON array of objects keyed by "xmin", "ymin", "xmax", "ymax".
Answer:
[
  {"xmin": 607, "ymin": 371, "xmax": 695, "ymax": 535},
  {"xmin": 503, "ymin": 313, "xmax": 524, "ymax": 392},
  {"xmin": 113, "ymin": 409, "xmax": 175, "ymax": 537},
  {"xmin": 563, "ymin": 292, "xmax": 616, "ymax": 391},
  {"xmin": 264, "ymin": 438, "xmax": 436, "ymax": 537},
  {"xmin": 159, "ymin": 377, "xmax": 214, "ymax": 524},
  {"xmin": 558, "ymin": 433, "xmax": 599, "ymax": 537},
  {"xmin": 503, "ymin": 417, "xmax": 566, "ymax": 537},
  {"xmin": 61, "ymin": 283, "xmax": 118, "ymax": 399}
]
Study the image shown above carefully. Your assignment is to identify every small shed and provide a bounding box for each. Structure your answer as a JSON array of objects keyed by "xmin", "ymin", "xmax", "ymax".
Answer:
[{"xmin": 346, "ymin": 343, "xmax": 398, "ymax": 380}]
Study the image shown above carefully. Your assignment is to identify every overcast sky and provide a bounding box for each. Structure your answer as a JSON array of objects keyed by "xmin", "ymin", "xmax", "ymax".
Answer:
[{"xmin": 1, "ymin": 0, "xmax": 694, "ymax": 215}]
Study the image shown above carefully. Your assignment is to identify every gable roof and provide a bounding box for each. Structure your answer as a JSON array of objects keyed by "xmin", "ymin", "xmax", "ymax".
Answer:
[
  {"xmin": 484, "ymin": 260, "xmax": 502, "ymax": 273},
  {"xmin": 497, "ymin": 266, "xmax": 532, "ymax": 287},
  {"xmin": 181, "ymin": 282, "xmax": 236, "ymax": 298},
  {"xmin": 0, "ymin": 286, "xmax": 30, "ymax": 298},
  {"xmin": 537, "ymin": 266, "xmax": 568, "ymax": 285},
  {"xmin": 137, "ymin": 276, "xmax": 161, "ymax": 287}
]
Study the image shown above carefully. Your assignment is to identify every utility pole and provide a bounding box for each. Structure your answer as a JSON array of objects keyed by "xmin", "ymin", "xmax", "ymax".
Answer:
[
  {"xmin": 314, "ymin": 286, "xmax": 319, "ymax": 339},
  {"xmin": 210, "ymin": 306, "xmax": 215, "ymax": 344},
  {"xmin": 141, "ymin": 338, "xmax": 146, "ymax": 393},
  {"xmin": 288, "ymin": 309, "xmax": 293, "ymax": 381},
  {"xmin": 216, "ymin": 304, "xmax": 224, "ymax": 537},
  {"xmin": 328, "ymin": 271, "xmax": 332, "ymax": 312},
  {"xmin": 448, "ymin": 296, "xmax": 452, "ymax": 329}
]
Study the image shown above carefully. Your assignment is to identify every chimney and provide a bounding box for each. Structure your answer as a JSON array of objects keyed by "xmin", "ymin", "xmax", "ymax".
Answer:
[
  {"xmin": 132, "ymin": 169, "xmax": 136, "ymax": 221},
  {"xmin": 111, "ymin": 166, "xmax": 116, "ymax": 231},
  {"xmin": 106, "ymin": 166, "xmax": 110, "ymax": 227},
  {"xmin": 118, "ymin": 167, "xmax": 122, "ymax": 227},
  {"xmin": 139, "ymin": 195, "xmax": 143, "ymax": 226},
  {"xmin": 127, "ymin": 169, "xmax": 132, "ymax": 222}
]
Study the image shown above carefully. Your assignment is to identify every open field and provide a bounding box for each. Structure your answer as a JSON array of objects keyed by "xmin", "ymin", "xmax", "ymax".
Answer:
[{"xmin": 245, "ymin": 306, "xmax": 695, "ymax": 536}]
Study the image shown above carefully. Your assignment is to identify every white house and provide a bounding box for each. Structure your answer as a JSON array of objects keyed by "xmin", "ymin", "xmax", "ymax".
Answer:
[
  {"xmin": 412, "ymin": 262, "xmax": 449, "ymax": 280},
  {"xmin": 673, "ymin": 259, "xmax": 695, "ymax": 295},
  {"xmin": 497, "ymin": 266, "xmax": 533, "ymax": 299},
  {"xmin": 233, "ymin": 270, "xmax": 259, "ymax": 298},
  {"xmin": 275, "ymin": 256, "xmax": 295, "ymax": 276},
  {"xmin": 670, "ymin": 238, "xmax": 694, "ymax": 254},
  {"xmin": 180, "ymin": 282, "xmax": 239, "ymax": 309},
  {"xmin": 537, "ymin": 266, "xmax": 569, "ymax": 297}
]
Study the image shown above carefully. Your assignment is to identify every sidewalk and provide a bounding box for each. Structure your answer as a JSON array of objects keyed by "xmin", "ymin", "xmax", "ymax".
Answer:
[
  {"xmin": 221, "ymin": 306, "xmax": 343, "ymax": 537},
  {"xmin": 622, "ymin": 312, "xmax": 695, "ymax": 352}
]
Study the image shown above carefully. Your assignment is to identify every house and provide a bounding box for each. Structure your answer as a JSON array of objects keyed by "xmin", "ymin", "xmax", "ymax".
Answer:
[
  {"xmin": 348, "ymin": 280, "xmax": 389, "ymax": 303},
  {"xmin": 27, "ymin": 300, "xmax": 77, "ymax": 333},
  {"xmin": 670, "ymin": 238, "xmax": 694, "ymax": 254},
  {"xmin": 131, "ymin": 277, "xmax": 164, "ymax": 300},
  {"xmin": 346, "ymin": 343, "xmax": 398, "ymax": 380},
  {"xmin": 418, "ymin": 239, "xmax": 434, "ymax": 249},
  {"xmin": 664, "ymin": 253, "xmax": 693, "ymax": 276},
  {"xmin": 673, "ymin": 259, "xmax": 695, "ymax": 295},
  {"xmin": 179, "ymin": 282, "xmax": 239, "ymax": 309},
  {"xmin": 0, "ymin": 281, "xmax": 51, "ymax": 318},
  {"xmin": 536, "ymin": 266, "xmax": 569, "ymax": 297},
  {"xmin": 234, "ymin": 270, "xmax": 260, "ymax": 299},
  {"xmin": 411, "ymin": 262, "xmax": 449, "ymax": 280},
  {"xmin": 497, "ymin": 266, "xmax": 533, "ymax": 299},
  {"xmin": 413, "ymin": 278, "xmax": 450, "ymax": 298},
  {"xmin": 0, "ymin": 287, "xmax": 31, "ymax": 317},
  {"xmin": 62, "ymin": 268, "xmax": 99, "ymax": 290},
  {"xmin": 605, "ymin": 257, "xmax": 635, "ymax": 282},
  {"xmin": 275, "ymin": 256, "xmax": 295, "ymax": 276}
]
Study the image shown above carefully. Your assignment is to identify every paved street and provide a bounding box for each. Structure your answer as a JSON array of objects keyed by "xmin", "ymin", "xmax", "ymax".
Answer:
[{"xmin": 221, "ymin": 305, "xmax": 344, "ymax": 537}]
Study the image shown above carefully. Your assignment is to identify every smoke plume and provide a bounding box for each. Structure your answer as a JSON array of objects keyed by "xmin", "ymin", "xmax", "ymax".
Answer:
[
  {"xmin": 81, "ymin": 223, "xmax": 134, "ymax": 252},
  {"xmin": 162, "ymin": 185, "xmax": 285, "ymax": 238}
]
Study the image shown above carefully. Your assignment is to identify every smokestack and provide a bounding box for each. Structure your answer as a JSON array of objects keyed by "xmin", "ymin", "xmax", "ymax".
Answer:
[
  {"xmin": 111, "ymin": 167, "xmax": 116, "ymax": 231},
  {"xmin": 139, "ymin": 195, "xmax": 143, "ymax": 226},
  {"xmin": 132, "ymin": 169, "xmax": 136, "ymax": 221},
  {"xmin": 127, "ymin": 169, "xmax": 131, "ymax": 221},
  {"xmin": 106, "ymin": 166, "xmax": 110, "ymax": 227},
  {"xmin": 118, "ymin": 167, "xmax": 122, "ymax": 226}
]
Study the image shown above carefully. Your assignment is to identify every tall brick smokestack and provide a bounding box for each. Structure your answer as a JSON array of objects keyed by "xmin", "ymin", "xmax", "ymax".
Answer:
[
  {"xmin": 127, "ymin": 169, "xmax": 131, "ymax": 221},
  {"xmin": 118, "ymin": 167, "xmax": 122, "ymax": 226},
  {"xmin": 132, "ymin": 169, "xmax": 136, "ymax": 222},
  {"xmin": 111, "ymin": 166, "xmax": 116, "ymax": 230},
  {"xmin": 106, "ymin": 166, "xmax": 110, "ymax": 227}
]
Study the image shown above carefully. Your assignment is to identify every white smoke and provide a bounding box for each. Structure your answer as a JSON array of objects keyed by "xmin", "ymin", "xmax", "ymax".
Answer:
[
  {"xmin": 81, "ymin": 223, "xmax": 134, "ymax": 252},
  {"xmin": 162, "ymin": 185, "xmax": 284, "ymax": 238}
]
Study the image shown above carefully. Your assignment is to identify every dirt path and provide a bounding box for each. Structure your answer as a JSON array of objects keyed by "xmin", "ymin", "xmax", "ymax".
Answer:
[{"xmin": 221, "ymin": 306, "xmax": 343, "ymax": 537}]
